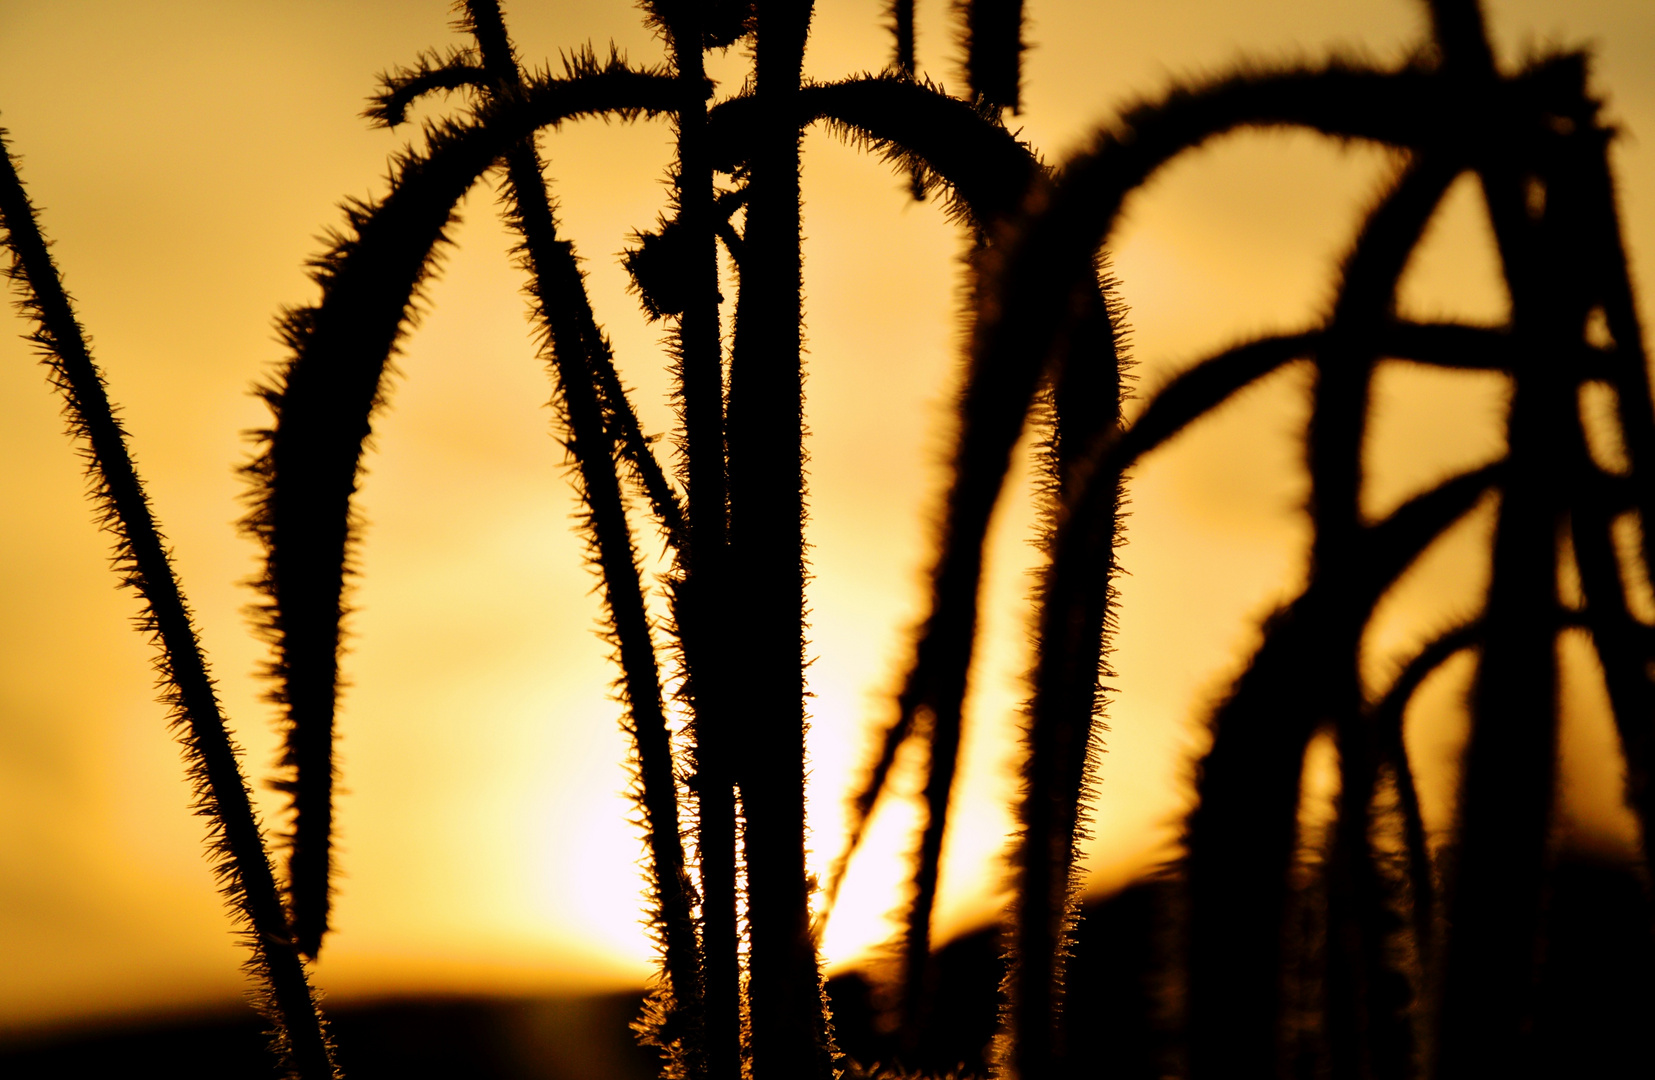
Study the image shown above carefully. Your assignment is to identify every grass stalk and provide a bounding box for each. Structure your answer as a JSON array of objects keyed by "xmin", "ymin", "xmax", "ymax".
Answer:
[
  {"xmin": 659, "ymin": 5, "xmax": 745, "ymax": 1075},
  {"xmin": 1431, "ymin": 24, "xmax": 1597, "ymax": 1072},
  {"xmin": 963, "ymin": 0, "xmax": 1024, "ymax": 112},
  {"xmin": 456, "ymin": 3, "xmax": 705, "ymax": 1073},
  {"xmin": 1367, "ymin": 621, "xmax": 1484, "ymax": 964},
  {"xmin": 1002, "ymin": 271, "xmax": 1126, "ymax": 1079},
  {"xmin": 1560, "ymin": 108, "xmax": 1655, "ymax": 885},
  {"xmin": 1314, "ymin": 155, "xmax": 1459, "ymax": 1080},
  {"xmin": 0, "ymin": 131, "xmax": 336, "ymax": 1080},
  {"xmin": 1182, "ymin": 462, "xmax": 1498, "ymax": 1079},
  {"xmin": 726, "ymin": 1, "xmax": 838, "ymax": 1074}
]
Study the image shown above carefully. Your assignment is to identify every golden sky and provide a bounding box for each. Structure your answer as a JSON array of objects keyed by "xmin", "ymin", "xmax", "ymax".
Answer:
[{"xmin": 1, "ymin": 0, "xmax": 1652, "ymax": 1034}]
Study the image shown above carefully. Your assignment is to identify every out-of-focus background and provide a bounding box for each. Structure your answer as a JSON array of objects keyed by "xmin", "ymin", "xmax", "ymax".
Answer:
[{"xmin": 0, "ymin": 0, "xmax": 1650, "ymax": 1052}]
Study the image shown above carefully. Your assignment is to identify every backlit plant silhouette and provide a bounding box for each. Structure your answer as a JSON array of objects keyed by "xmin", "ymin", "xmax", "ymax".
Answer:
[{"xmin": 2, "ymin": 0, "xmax": 1651, "ymax": 1078}]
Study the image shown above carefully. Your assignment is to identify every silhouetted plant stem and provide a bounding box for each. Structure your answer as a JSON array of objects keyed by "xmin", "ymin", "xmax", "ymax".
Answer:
[
  {"xmin": 726, "ymin": 1, "xmax": 835, "ymax": 1076},
  {"xmin": 1564, "ymin": 128, "xmax": 1655, "ymax": 883},
  {"xmin": 1316, "ymin": 154, "xmax": 1459, "ymax": 1080},
  {"xmin": 1531, "ymin": 98, "xmax": 1655, "ymax": 899},
  {"xmin": 890, "ymin": 0, "xmax": 914, "ymax": 77},
  {"xmin": 1424, "ymin": 0, "xmax": 1497, "ymax": 78},
  {"xmin": 1435, "ymin": 373, "xmax": 1564, "ymax": 1079},
  {"xmin": 1003, "ymin": 269, "xmax": 1127, "ymax": 1080},
  {"xmin": 598, "ymin": 356, "xmax": 690, "ymax": 549},
  {"xmin": 0, "ymin": 132, "xmax": 336, "ymax": 1080},
  {"xmin": 655, "ymin": 3, "xmax": 744, "ymax": 1074},
  {"xmin": 885, "ymin": 0, "xmax": 923, "ymax": 199},
  {"xmin": 458, "ymin": 3, "xmax": 704, "ymax": 1073},
  {"xmin": 964, "ymin": 0, "xmax": 1024, "ymax": 112},
  {"xmin": 367, "ymin": 48, "xmax": 490, "ymax": 128},
  {"xmin": 1368, "ymin": 621, "xmax": 1484, "ymax": 963},
  {"xmin": 711, "ymin": 75, "xmax": 1038, "ymax": 229},
  {"xmin": 1431, "ymin": 18, "xmax": 1599, "ymax": 1073},
  {"xmin": 896, "ymin": 701, "xmax": 958, "ymax": 1047}
]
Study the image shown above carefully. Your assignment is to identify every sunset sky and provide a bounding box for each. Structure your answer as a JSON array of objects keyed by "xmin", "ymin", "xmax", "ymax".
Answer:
[{"xmin": 1, "ymin": 0, "xmax": 1652, "ymax": 1034}]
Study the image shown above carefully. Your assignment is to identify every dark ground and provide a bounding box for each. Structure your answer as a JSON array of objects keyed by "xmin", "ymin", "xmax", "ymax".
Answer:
[
  {"xmin": 0, "ymin": 992, "xmax": 658, "ymax": 1080},
  {"xmin": 4, "ymin": 857, "xmax": 1650, "ymax": 1078}
]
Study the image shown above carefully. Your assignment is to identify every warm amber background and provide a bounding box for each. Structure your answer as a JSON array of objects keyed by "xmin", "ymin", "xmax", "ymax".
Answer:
[{"xmin": 1, "ymin": 0, "xmax": 1651, "ymax": 1034}]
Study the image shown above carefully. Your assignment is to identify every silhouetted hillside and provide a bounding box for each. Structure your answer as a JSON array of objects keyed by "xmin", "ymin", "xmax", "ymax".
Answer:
[
  {"xmin": 0, "ymin": 992, "xmax": 655, "ymax": 1080},
  {"xmin": 5, "ymin": 857, "xmax": 1649, "ymax": 1078},
  {"xmin": 831, "ymin": 859, "xmax": 1655, "ymax": 1079}
]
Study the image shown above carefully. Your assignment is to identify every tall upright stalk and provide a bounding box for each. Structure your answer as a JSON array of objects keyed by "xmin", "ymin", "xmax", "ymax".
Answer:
[
  {"xmin": 0, "ymin": 133, "xmax": 335, "ymax": 1080},
  {"xmin": 964, "ymin": 0, "xmax": 1024, "ymax": 112},
  {"xmin": 458, "ymin": 3, "xmax": 705, "ymax": 1073},
  {"xmin": 1427, "ymin": 3, "xmax": 1589, "ymax": 1071},
  {"xmin": 1314, "ymin": 155, "xmax": 1460, "ymax": 1080},
  {"xmin": 658, "ymin": 3, "xmax": 745, "ymax": 1075},
  {"xmin": 726, "ymin": 0, "xmax": 836, "ymax": 1074}
]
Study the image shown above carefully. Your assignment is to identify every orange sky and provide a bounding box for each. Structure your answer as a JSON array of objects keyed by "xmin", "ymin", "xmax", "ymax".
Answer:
[{"xmin": 1, "ymin": 0, "xmax": 1652, "ymax": 1034}]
